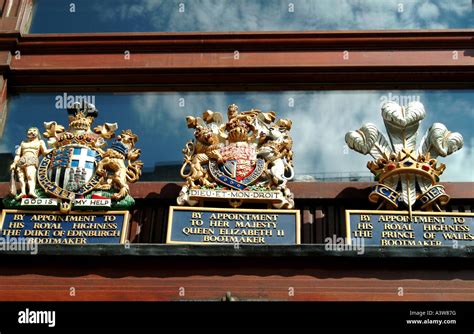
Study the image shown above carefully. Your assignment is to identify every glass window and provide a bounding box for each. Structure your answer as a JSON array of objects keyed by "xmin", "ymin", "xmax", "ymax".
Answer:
[
  {"xmin": 29, "ymin": 0, "xmax": 474, "ymax": 34},
  {"xmin": 2, "ymin": 90, "xmax": 473, "ymax": 182}
]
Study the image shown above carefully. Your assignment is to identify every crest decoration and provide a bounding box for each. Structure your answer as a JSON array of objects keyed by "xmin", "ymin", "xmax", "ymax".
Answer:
[
  {"xmin": 178, "ymin": 104, "xmax": 295, "ymax": 209},
  {"xmin": 6, "ymin": 101, "xmax": 143, "ymax": 212},
  {"xmin": 345, "ymin": 100, "xmax": 464, "ymax": 217}
]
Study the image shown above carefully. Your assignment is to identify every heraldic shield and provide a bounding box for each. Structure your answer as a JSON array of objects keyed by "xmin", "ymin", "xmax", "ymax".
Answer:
[
  {"xmin": 44, "ymin": 145, "xmax": 101, "ymax": 195},
  {"xmin": 178, "ymin": 103, "xmax": 295, "ymax": 209},
  {"xmin": 209, "ymin": 142, "xmax": 265, "ymax": 191},
  {"xmin": 38, "ymin": 140, "xmax": 104, "ymax": 201},
  {"xmin": 0, "ymin": 100, "xmax": 146, "ymax": 210}
]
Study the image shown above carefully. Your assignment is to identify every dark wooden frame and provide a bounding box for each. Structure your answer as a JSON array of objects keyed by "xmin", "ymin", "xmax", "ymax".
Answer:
[{"xmin": 8, "ymin": 29, "xmax": 474, "ymax": 91}]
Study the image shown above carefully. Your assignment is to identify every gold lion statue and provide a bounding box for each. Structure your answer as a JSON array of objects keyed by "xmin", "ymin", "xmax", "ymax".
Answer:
[
  {"xmin": 180, "ymin": 122, "xmax": 223, "ymax": 189},
  {"xmin": 96, "ymin": 129, "xmax": 143, "ymax": 200}
]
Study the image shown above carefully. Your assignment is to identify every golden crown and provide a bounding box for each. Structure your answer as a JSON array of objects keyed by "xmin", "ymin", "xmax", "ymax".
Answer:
[
  {"xmin": 368, "ymin": 148, "xmax": 445, "ymax": 185},
  {"xmin": 227, "ymin": 125, "xmax": 250, "ymax": 142},
  {"xmin": 68, "ymin": 111, "xmax": 94, "ymax": 131}
]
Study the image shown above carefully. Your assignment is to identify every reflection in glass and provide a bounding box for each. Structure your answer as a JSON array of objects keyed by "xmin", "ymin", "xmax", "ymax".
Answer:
[
  {"xmin": 2, "ymin": 91, "xmax": 473, "ymax": 182},
  {"xmin": 30, "ymin": 0, "xmax": 474, "ymax": 33}
]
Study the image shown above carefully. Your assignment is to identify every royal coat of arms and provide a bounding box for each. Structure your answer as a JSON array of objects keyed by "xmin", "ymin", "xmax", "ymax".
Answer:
[
  {"xmin": 177, "ymin": 104, "xmax": 295, "ymax": 209},
  {"xmin": 345, "ymin": 100, "xmax": 464, "ymax": 215},
  {"xmin": 5, "ymin": 102, "xmax": 143, "ymax": 212}
]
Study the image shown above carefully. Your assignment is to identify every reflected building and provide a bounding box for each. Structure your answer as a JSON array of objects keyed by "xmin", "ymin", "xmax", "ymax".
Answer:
[
  {"xmin": 140, "ymin": 161, "xmax": 182, "ymax": 182},
  {"xmin": 0, "ymin": 153, "xmax": 14, "ymax": 182}
]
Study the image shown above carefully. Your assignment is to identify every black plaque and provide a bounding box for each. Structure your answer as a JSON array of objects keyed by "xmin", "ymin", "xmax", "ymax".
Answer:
[
  {"xmin": 167, "ymin": 206, "xmax": 300, "ymax": 245},
  {"xmin": 0, "ymin": 209, "xmax": 130, "ymax": 244},
  {"xmin": 345, "ymin": 210, "xmax": 474, "ymax": 247}
]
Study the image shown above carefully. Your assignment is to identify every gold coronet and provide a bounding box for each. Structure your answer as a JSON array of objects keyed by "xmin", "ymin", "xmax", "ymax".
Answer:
[
  {"xmin": 68, "ymin": 111, "xmax": 94, "ymax": 131},
  {"xmin": 227, "ymin": 126, "xmax": 250, "ymax": 142},
  {"xmin": 368, "ymin": 148, "xmax": 445, "ymax": 184}
]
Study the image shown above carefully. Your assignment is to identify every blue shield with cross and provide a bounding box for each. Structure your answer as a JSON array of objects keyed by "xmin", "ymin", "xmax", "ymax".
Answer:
[{"xmin": 48, "ymin": 145, "xmax": 100, "ymax": 192}]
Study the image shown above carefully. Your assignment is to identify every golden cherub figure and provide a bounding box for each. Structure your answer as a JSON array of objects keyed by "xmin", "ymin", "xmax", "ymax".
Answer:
[{"xmin": 10, "ymin": 127, "xmax": 50, "ymax": 199}]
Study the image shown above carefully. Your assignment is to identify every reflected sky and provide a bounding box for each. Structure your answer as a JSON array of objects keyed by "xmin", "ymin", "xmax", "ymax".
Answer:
[
  {"xmin": 30, "ymin": 0, "xmax": 473, "ymax": 33},
  {"xmin": 3, "ymin": 91, "xmax": 473, "ymax": 182}
]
